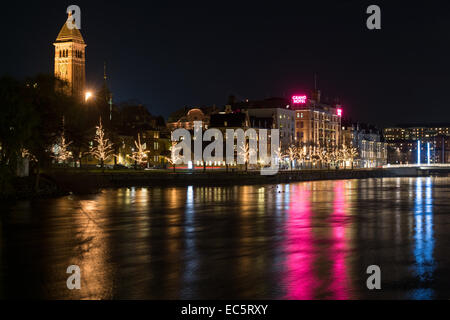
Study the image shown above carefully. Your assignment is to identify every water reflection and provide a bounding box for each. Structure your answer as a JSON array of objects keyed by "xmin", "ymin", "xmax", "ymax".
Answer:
[
  {"xmin": 73, "ymin": 198, "xmax": 113, "ymax": 300},
  {"xmin": 0, "ymin": 177, "xmax": 449, "ymax": 299},
  {"xmin": 181, "ymin": 186, "xmax": 198, "ymax": 298},
  {"xmin": 284, "ymin": 183, "xmax": 318, "ymax": 300},
  {"xmin": 328, "ymin": 181, "xmax": 351, "ymax": 300},
  {"xmin": 411, "ymin": 177, "xmax": 435, "ymax": 300}
]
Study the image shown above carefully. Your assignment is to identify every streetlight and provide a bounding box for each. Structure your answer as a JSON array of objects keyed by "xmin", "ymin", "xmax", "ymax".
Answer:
[{"xmin": 85, "ymin": 91, "xmax": 93, "ymax": 102}]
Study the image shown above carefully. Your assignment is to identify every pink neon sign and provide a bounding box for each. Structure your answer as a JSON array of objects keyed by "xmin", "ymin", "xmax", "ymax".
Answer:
[
  {"xmin": 292, "ymin": 95, "xmax": 307, "ymax": 104},
  {"xmin": 337, "ymin": 108, "xmax": 343, "ymax": 117}
]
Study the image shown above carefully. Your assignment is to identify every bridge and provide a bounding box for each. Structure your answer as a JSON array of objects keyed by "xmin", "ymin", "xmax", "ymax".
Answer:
[{"xmin": 383, "ymin": 164, "xmax": 450, "ymax": 176}]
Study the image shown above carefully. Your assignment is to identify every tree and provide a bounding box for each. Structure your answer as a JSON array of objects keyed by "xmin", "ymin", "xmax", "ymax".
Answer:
[
  {"xmin": 296, "ymin": 145, "xmax": 308, "ymax": 169},
  {"xmin": 164, "ymin": 142, "xmax": 182, "ymax": 172},
  {"xmin": 127, "ymin": 134, "xmax": 148, "ymax": 169},
  {"xmin": 273, "ymin": 146, "xmax": 283, "ymax": 170},
  {"xmin": 239, "ymin": 142, "xmax": 256, "ymax": 172},
  {"xmin": 286, "ymin": 146, "xmax": 297, "ymax": 170},
  {"xmin": 90, "ymin": 118, "xmax": 114, "ymax": 169},
  {"xmin": 52, "ymin": 130, "xmax": 73, "ymax": 165},
  {"xmin": 346, "ymin": 145, "xmax": 359, "ymax": 169}
]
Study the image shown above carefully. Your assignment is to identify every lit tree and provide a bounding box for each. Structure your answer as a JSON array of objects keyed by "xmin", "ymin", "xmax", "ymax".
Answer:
[
  {"xmin": 90, "ymin": 118, "xmax": 114, "ymax": 169},
  {"xmin": 127, "ymin": 134, "xmax": 148, "ymax": 169},
  {"xmin": 327, "ymin": 148, "xmax": 338, "ymax": 169},
  {"xmin": 21, "ymin": 148, "xmax": 37, "ymax": 163},
  {"xmin": 313, "ymin": 146, "xmax": 327, "ymax": 169},
  {"xmin": 346, "ymin": 145, "xmax": 359, "ymax": 169},
  {"xmin": 239, "ymin": 142, "xmax": 256, "ymax": 172},
  {"xmin": 335, "ymin": 146, "xmax": 346, "ymax": 169},
  {"xmin": 296, "ymin": 145, "xmax": 307, "ymax": 169},
  {"xmin": 286, "ymin": 146, "xmax": 297, "ymax": 170},
  {"xmin": 165, "ymin": 142, "xmax": 182, "ymax": 172},
  {"xmin": 51, "ymin": 130, "xmax": 73, "ymax": 164},
  {"xmin": 273, "ymin": 146, "xmax": 283, "ymax": 170}
]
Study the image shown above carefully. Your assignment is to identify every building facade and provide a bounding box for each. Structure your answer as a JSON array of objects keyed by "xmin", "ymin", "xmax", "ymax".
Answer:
[
  {"xmin": 384, "ymin": 124, "xmax": 450, "ymax": 164},
  {"xmin": 290, "ymin": 91, "xmax": 342, "ymax": 149},
  {"xmin": 342, "ymin": 123, "xmax": 387, "ymax": 168},
  {"xmin": 54, "ymin": 12, "xmax": 86, "ymax": 97},
  {"xmin": 246, "ymin": 108, "xmax": 295, "ymax": 149}
]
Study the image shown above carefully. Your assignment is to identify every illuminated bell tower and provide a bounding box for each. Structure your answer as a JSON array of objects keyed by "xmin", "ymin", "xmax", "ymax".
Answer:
[{"xmin": 53, "ymin": 12, "xmax": 86, "ymax": 97}]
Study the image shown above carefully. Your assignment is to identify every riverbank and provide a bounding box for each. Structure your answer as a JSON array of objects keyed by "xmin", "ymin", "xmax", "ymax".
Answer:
[
  {"xmin": 3, "ymin": 167, "xmax": 445, "ymax": 200},
  {"xmin": 43, "ymin": 168, "xmax": 400, "ymax": 193}
]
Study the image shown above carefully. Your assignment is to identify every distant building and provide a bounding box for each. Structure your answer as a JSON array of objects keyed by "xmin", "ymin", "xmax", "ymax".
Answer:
[
  {"xmin": 167, "ymin": 107, "xmax": 219, "ymax": 130},
  {"xmin": 232, "ymin": 93, "xmax": 342, "ymax": 152},
  {"xmin": 233, "ymin": 98, "xmax": 295, "ymax": 149},
  {"xmin": 291, "ymin": 91, "xmax": 342, "ymax": 149},
  {"xmin": 342, "ymin": 122, "xmax": 387, "ymax": 168},
  {"xmin": 209, "ymin": 109, "xmax": 250, "ymax": 130},
  {"xmin": 247, "ymin": 108, "xmax": 295, "ymax": 149},
  {"xmin": 384, "ymin": 124, "xmax": 450, "ymax": 164},
  {"xmin": 119, "ymin": 104, "xmax": 161, "ymax": 129},
  {"xmin": 384, "ymin": 124, "xmax": 450, "ymax": 142}
]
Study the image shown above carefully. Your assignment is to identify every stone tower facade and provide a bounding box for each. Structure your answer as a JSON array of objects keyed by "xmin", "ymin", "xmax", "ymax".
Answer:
[{"xmin": 53, "ymin": 13, "xmax": 86, "ymax": 97}]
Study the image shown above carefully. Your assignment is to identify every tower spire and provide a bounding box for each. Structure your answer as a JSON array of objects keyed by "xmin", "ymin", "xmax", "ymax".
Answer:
[{"xmin": 54, "ymin": 12, "xmax": 86, "ymax": 97}]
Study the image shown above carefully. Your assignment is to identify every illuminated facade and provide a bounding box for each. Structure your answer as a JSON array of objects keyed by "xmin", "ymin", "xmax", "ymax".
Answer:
[
  {"xmin": 291, "ymin": 92, "xmax": 342, "ymax": 149},
  {"xmin": 246, "ymin": 108, "xmax": 295, "ymax": 149},
  {"xmin": 54, "ymin": 12, "xmax": 86, "ymax": 97},
  {"xmin": 167, "ymin": 107, "xmax": 219, "ymax": 131},
  {"xmin": 384, "ymin": 125, "xmax": 450, "ymax": 141},
  {"xmin": 230, "ymin": 94, "xmax": 342, "ymax": 152},
  {"xmin": 342, "ymin": 123, "xmax": 387, "ymax": 168},
  {"xmin": 384, "ymin": 124, "xmax": 450, "ymax": 164}
]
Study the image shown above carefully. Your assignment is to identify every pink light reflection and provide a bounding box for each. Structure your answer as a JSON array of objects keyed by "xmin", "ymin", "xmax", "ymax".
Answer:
[
  {"xmin": 283, "ymin": 184, "xmax": 319, "ymax": 300},
  {"xmin": 328, "ymin": 181, "xmax": 350, "ymax": 300}
]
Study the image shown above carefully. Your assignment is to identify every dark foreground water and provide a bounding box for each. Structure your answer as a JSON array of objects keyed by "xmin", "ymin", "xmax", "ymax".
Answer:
[{"xmin": 1, "ymin": 177, "xmax": 450, "ymax": 300}]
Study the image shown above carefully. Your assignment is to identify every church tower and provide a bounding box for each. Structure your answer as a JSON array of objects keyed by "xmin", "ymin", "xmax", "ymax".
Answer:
[{"xmin": 53, "ymin": 13, "xmax": 86, "ymax": 97}]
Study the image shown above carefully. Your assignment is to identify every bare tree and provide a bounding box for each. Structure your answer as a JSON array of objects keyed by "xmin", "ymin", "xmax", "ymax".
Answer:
[
  {"xmin": 90, "ymin": 118, "xmax": 114, "ymax": 170},
  {"xmin": 346, "ymin": 145, "xmax": 359, "ymax": 169},
  {"xmin": 127, "ymin": 134, "xmax": 148, "ymax": 169},
  {"xmin": 286, "ymin": 146, "xmax": 297, "ymax": 170},
  {"xmin": 52, "ymin": 130, "xmax": 73, "ymax": 165},
  {"xmin": 239, "ymin": 142, "xmax": 256, "ymax": 172},
  {"xmin": 165, "ymin": 142, "xmax": 182, "ymax": 172}
]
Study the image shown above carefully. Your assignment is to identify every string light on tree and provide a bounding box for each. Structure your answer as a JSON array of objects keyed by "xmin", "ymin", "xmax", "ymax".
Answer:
[
  {"xmin": 90, "ymin": 117, "xmax": 114, "ymax": 168},
  {"xmin": 127, "ymin": 134, "xmax": 149, "ymax": 167}
]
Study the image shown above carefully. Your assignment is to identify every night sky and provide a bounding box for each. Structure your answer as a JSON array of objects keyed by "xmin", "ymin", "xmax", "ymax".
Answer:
[{"xmin": 2, "ymin": 0, "xmax": 450, "ymax": 126}]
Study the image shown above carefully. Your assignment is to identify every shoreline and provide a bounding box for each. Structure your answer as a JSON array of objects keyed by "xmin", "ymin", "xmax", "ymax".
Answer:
[{"xmin": 3, "ymin": 168, "xmax": 447, "ymax": 201}]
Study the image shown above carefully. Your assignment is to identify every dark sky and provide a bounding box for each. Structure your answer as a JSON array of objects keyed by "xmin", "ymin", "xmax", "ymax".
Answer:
[{"xmin": 2, "ymin": 0, "xmax": 450, "ymax": 126}]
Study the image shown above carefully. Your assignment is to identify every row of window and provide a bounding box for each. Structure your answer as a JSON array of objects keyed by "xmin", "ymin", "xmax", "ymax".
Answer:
[{"xmin": 58, "ymin": 49, "xmax": 83, "ymax": 59}]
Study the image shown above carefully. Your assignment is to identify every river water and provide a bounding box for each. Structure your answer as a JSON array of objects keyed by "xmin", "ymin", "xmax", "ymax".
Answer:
[{"xmin": 1, "ymin": 177, "xmax": 450, "ymax": 300}]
